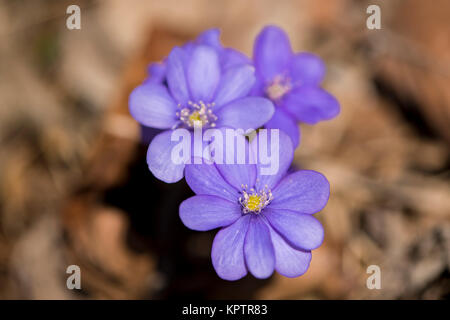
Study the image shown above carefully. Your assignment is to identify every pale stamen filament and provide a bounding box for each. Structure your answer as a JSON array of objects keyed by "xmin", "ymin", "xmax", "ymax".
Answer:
[
  {"xmin": 175, "ymin": 100, "xmax": 217, "ymax": 129},
  {"xmin": 266, "ymin": 76, "xmax": 291, "ymax": 101}
]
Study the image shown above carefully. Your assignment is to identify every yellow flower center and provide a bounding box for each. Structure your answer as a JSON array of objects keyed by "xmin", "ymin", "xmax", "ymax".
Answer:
[
  {"xmin": 246, "ymin": 194, "xmax": 262, "ymax": 212},
  {"xmin": 239, "ymin": 185, "xmax": 273, "ymax": 214},
  {"xmin": 188, "ymin": 111, "xmax": 201, "ymax": 124}
]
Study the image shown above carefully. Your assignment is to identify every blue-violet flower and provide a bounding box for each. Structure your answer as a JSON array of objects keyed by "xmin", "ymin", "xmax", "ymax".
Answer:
[
  {"xmin": 252, "ymin": 25, "xmax": 340, "ymax": 147},
  {"xmin": 129, "ymin": 31, "xmax": 275, "ymax": 183},
  {"xmin": 179, "ymin": 131, "xmax": 330, "ymax": 280}
]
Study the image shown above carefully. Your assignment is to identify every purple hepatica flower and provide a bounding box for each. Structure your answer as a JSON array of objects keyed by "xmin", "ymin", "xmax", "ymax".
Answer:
[
  {"xmin": 129, "ymin": 43, "xmax": 275, "ymax": 183},
  {"xmin": 144, "ymin": 29, "xmax": 250, "ymax": 85},
  {"xmin": 140, "ymin": 29, "xmax": 250, "ymax": 143},
  {"xmin": 252, "ymin": 25, "xmax": 340, "ymax": 147},
  {"xmin": 179, "ymin": 131, "xmax": 330, "ymax": 280}
]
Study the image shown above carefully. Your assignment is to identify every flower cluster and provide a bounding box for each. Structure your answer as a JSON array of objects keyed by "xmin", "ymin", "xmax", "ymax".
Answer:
[{"xmin": 129, "ymin": 25, "xmax": 340, "ymax": 281}]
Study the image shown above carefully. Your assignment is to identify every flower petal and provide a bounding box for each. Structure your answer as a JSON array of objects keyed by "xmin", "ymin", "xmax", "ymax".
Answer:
[
  {"xmin": 196, "ymin": 28, "xmax": 222, "ymax": 50},
  {"xmin": 264, "ymin": 207, "xmax": 324, "ymax": 251},
  {"xmin": 250, "ymin": 74, "xmax": 265, "ymax": 96},
  {"xmin": 166, "ymin": 47, "xmax": 190, "ymax": 104},
  {"xmin": 129, "ymin": 83, "xmax": 177, "ymax": 129},
  {"xmin": 254, "ymin": 25, "xmax": 292, "ymax": 82},
  {"xmin": 187, "ymin": 45, "xmax": 221, "ymax": 102},
  {"xmin": 181, "ymin": 42, "xmax": 196, "ymax": 57},
  {"xmin": 204, "ymin": 127, "xmax": 257, "ymax": 190},
  {"xmin": 185, "ymin": 162, "xmax": 238, "ymax": 200},
  {"xmin": 216, "ymin": 163, "xmax": 257, "ymax": 192},
  {"xmin": 268, "ymin": 224, "xmax": 312, "ymax": 277},
  {"xmin": 264, "ymin": 108, "xmax": 300, "ymax": 147},
  {"xmin": 146, "ymin": 62, "xmax": 166, "ymax": 84},
  {"xmin": 179, "ymin": 195, "xmax": 241, "ymax": 231},
  {"xmin": 244, "ymin": 216, "xmax": 275, "ymax": 279},
  {"xmin": 250, "ymin": 129, "xmax": 293, "ymax": 190},
  {"xmin": 146, "ymin": 130, "xmax": 186, "ymax": 183},
  {"xmin": 214, "ymin": 65, "xmax": 256, "ymax": 108},
  {"xmin": 270, "ymin": 170, "xmax": 330, "ymax": 214},
  {"xmin": 283, "ymin": 86, "xmax": 340, "ymax": 124},
  {"xmin": 216, "ymin": 97, "xmax": 275, "ymax": 131},
  {"xmin": 289, "ymin": 53, "xmax": 326, "ymax": 86},
  {"xmin": 220, "ymin": 48, "xmax": 252, "ymax": 70},
  {"xmin": 211, "ymin": 215, "xmax": 250, "ymax": 281}
]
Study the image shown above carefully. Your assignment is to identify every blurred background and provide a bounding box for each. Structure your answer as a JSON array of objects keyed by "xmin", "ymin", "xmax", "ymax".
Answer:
[{"xmin": 0, "ymin": 0, "xmax": 449, "ymax": 299}]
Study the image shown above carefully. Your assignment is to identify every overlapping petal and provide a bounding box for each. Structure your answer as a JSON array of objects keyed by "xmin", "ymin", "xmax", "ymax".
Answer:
[
  {"xmin": 185, "ymin": 162, "xmax": 238, "ymax": 200},
  {"xmin": 220, "ymin": 48, "xmax": 252, "ymax": 70},
  {"xmin": 264, "ymin": 208, "xmax": 324, "ymax": 251},
  {"xmin": 268, "ymin": 224, "xmax": 312, "ymax": 277},
  {"xmin": 214, "ymin": 65, "xmax": 256, "ymax": 108},
  {"xmin": 211, "ymin": 216, "xmax": 250, "ymax": 281},
  {"xmin": 187, "ymin": 45, "xmax": 221, "ymax": 102},
  {"xmin": 146, "ymin": 130, "xmax": 186, "ymax": 183},
  {"xmin": 215, "ymin": 97, "xmax": 275, "ymax": 131},
  {"xmin": 244, "ymin": 216, "xmax": 275, "ymax": 279},
  {"xmin": 216, "ymin": 163, "xmax": 257, "ymax": 192},
  {"xmin": 264, "ymin": 108, "xmax": 300, "ymax": 147},
  {"xmin": 250, "ymin": 129, "xmax": 294, "ymax": 190},
  {"xmin": 129, "ymin": 83, "xmax": 178, "ymax": 129},
  {"xmin": 166, "ymin": 47, "xmax": 190, "ymax": 104}
]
